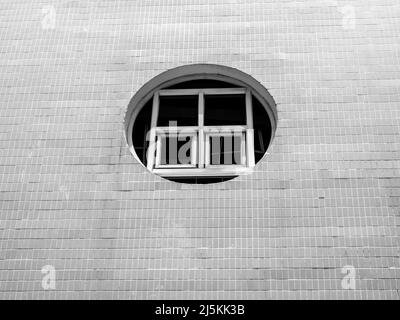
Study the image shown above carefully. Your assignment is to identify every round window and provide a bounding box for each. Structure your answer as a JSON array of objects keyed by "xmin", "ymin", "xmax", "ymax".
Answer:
[{"xmin": 124, "ymin": 64, "xmax": 277, "ymax": 184}]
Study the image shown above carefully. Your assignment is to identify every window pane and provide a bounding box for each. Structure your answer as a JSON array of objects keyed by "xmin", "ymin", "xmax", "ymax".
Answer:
[
  {"xmin": 204, "ymin": 94, "xmax": 246, "ymax": 126},
  {"xmin": 132, "ymin": 98, "xmax": 152, "ymax": 166},
  {"xmin": 209, "ymin": 135, "xmax": 242, "ymax": 165},
  {"xmin": 157, "ymin": 95, "xmax": 198, "ymax": 126},
  {"xmin": 252, "ymin": 96, "xmax": 272, "ymax": 163},
  {"xmin": 158, "ymin": 135, "xmax": 193, "ymax": 165}
]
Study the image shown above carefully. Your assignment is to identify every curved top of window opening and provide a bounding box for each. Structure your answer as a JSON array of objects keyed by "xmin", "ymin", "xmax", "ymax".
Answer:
[{"xmin": 124, "ymin": 64, "xmax": 277, "ymax": 184}]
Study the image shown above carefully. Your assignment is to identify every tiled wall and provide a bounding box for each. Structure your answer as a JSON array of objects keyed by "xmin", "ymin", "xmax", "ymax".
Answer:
[{"xmin": 0, "ymin": 0, "xmax": 399, "ymax": 299}]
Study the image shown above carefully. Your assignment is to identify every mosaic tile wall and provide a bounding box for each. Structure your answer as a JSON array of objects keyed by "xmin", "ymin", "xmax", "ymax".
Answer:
[{"xmin": 0, "ymin": 0, "xmax": 399, "ymax": 299}]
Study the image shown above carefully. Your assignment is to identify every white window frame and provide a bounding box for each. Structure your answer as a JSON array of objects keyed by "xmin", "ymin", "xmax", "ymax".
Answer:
[
  {"xmin": 147, "ymin": 88, "xmax": 255, "ymax": 178},
  {"xmin": 204, "ymin": 127, "xmax": 246, "ymax": 168},
  {"xmin": 154, "ymin": 128, "xmax": 198, "ymax": 169}
]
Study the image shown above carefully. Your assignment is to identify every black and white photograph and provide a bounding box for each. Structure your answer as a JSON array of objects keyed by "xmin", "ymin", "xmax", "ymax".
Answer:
[{"xmin": 0, "ymin": 0, "xmax": 399, "ymax": 309}]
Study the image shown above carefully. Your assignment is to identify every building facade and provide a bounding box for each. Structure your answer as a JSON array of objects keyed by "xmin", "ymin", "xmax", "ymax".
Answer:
[{"xmin": 0, "ymin": 0, "xmax": 399, "ymax": 299}]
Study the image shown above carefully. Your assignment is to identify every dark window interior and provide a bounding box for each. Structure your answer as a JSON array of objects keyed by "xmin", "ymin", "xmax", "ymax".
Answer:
[
  {"xmin": 252, "ymin": 96, "xmax": 272, "ymax": 163},
  {"xmin": 157, "ymin": 95, "xmax": 198, "ymax": 127},
  {"xmin": 204, "ymin": 94, "xmax": 246, "ymax": 126},
  {"xmin": 209, "ymin": 135, "xmax": 242, "ymax": 165},
  {"xmin": 169, "ymin": 177, "xmax": 236, "ymax": 184},
  {"xmin": 132, "ymin": 98, "xmax": 152, "ymax": 166}
]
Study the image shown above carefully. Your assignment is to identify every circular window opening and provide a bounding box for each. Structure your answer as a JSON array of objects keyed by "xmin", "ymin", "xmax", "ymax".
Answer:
[{"xmin": 124, "ymin": 64, "xmax": 277, "ymax": 184}]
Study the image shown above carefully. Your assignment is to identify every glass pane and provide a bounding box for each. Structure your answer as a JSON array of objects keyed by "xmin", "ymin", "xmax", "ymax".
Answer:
[
  {"xmin": 252, "ymin": 96, "xmax": 272, "ymax": 163},
  {"xmin": 209, "ymin": 135, "xmax": 242, "ymax": 165},
  {"xmin": 157, "ymin": 95, "xmax": 198, "ymax": 127},
  {"xmin": 204, "ymin": 94, "xmax": 246, "ymax": 126},
  {"xmin": 158, "ymin": 135, "xmax": 193, "ymax": 165},
  {"xmin": 132, "ymin": 98, "xmax": 152, "ymax": 166}
]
